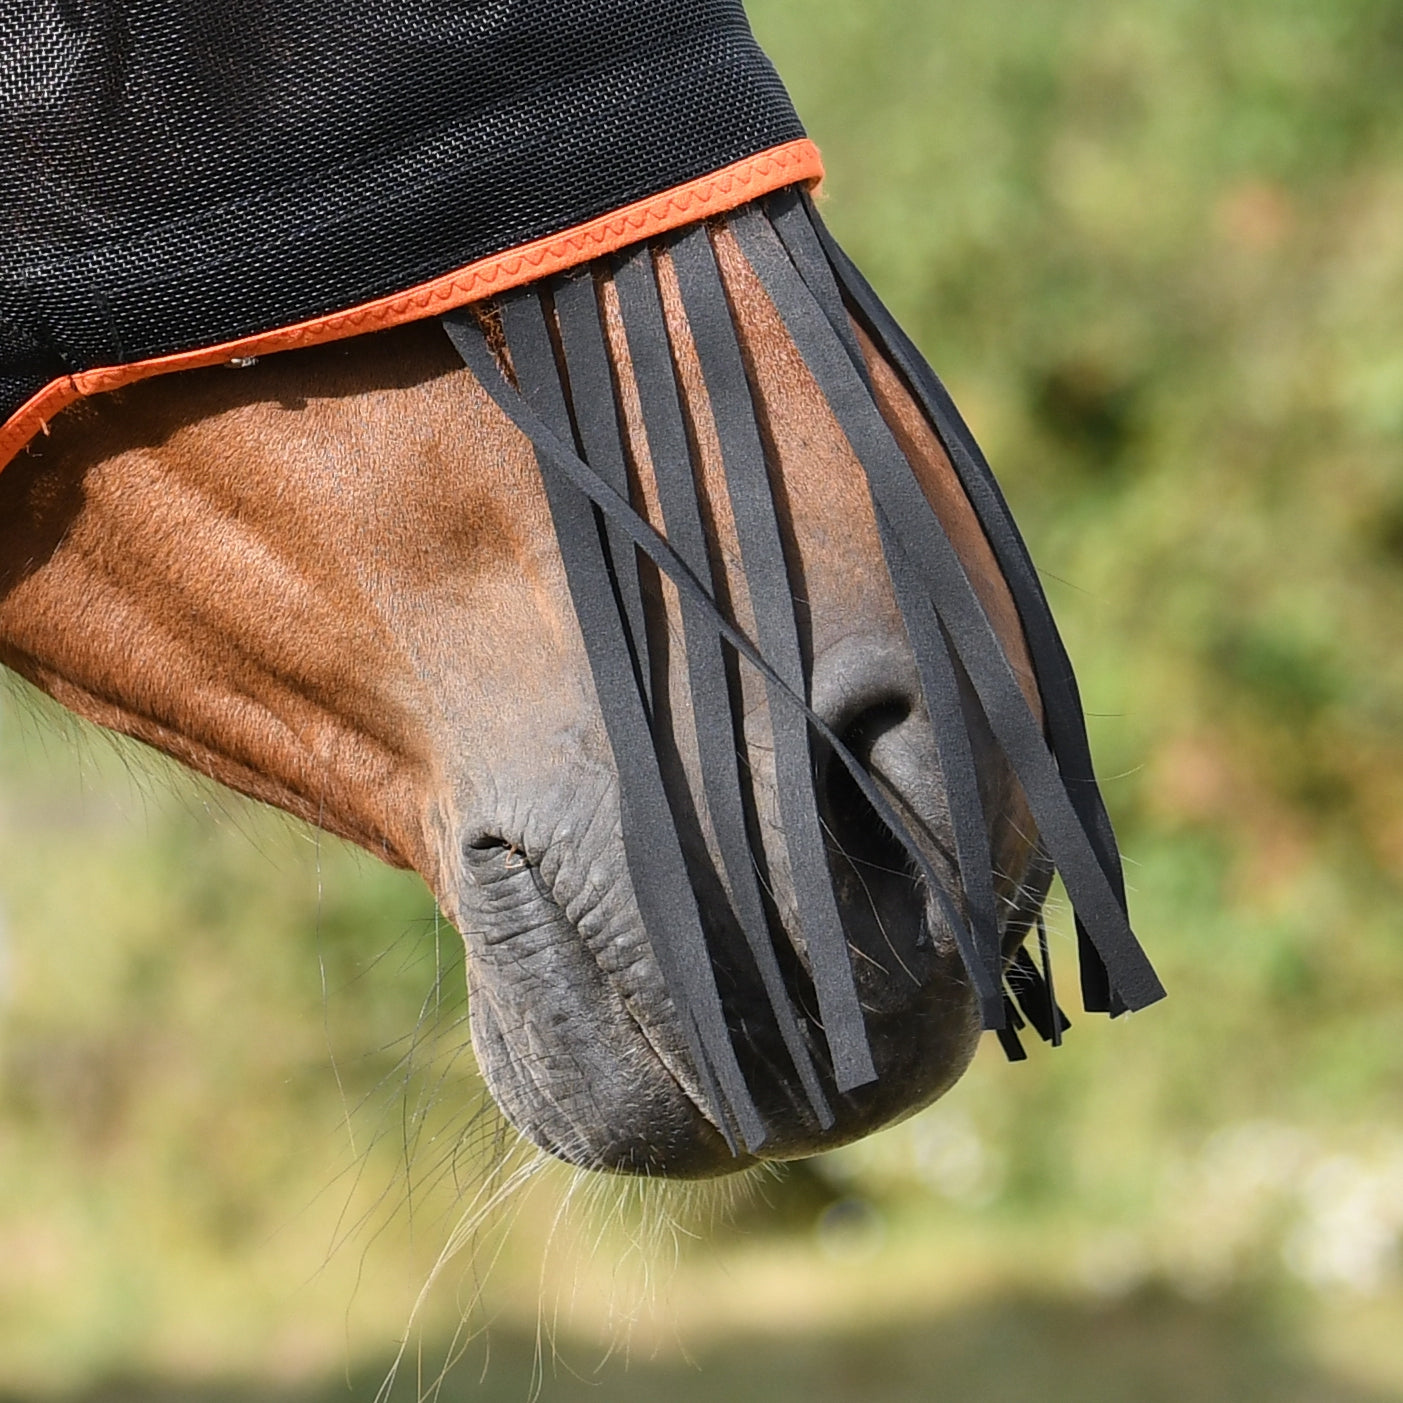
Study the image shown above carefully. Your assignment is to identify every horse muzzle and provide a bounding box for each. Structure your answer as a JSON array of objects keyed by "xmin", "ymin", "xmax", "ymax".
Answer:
[{"xmin": 449, "ymin": 634, "xmax": 1040, "ymax": 1178}]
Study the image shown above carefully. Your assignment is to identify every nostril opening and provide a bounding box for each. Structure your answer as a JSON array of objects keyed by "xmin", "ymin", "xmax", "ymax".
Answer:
[
  {"xmin": 466, "ymin": 833, "xmax": 509, "ymax": 852},
  {"xmin": 823, "ymin": 699, "xmax": 915, "ymax": 882},
  {"xmin": 463, "ymin": 833, "xmax": 534, "ymax": 878},
  {"xmin": 819, "ymin": 697, "xmax": 931, "ymax": 985},
  {"xmin": 838, "ymin": 698, "xmax": 911, "ymax": 761}
]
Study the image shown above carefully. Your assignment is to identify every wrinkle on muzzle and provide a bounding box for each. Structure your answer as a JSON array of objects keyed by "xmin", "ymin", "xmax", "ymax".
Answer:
[{"xmin": 461, "ymin": 840, "xmax": 739, "ymax": 1175}]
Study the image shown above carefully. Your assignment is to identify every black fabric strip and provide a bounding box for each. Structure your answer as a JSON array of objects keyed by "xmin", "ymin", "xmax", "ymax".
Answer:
[
  {"xmin": 732, "ymin": 212, "xmax": 1007, "ymax": 1023},
  {"xmin": 996, "ymin": 998, "xmax": 1028, "ymax": 1062},
  {"xmin": 668, "ymin": 224, "xmax": 870, "ymax": 1107},
  {"xmin": 766, "ymin": 188, "xmax": 869, "ymax": 381},
  {"xmin": 1007, "ymin": 944, "xmax": 1069, "ymax": 1044},
  {"xmin": 1038, "ymin": 913, "xmax": 1064, "ymax": 1048},
  {"xmin": 873, "ymin": 516, "xmax": 1005, "ymax": 999},
  {"xmin": 494, "ymin": 292, "xmax": 764, "ymax": 1153},
  {"xmin": 799, "ymin": 195, "xmax": 1135, "ymax": 1015},
  {"xmin": 609, "ymin": 246, "xmax": 852, "ymax": 1105},
  {"xmin": 740, "ymin": 204, "xmax": 1161, "ymax": 1011},
  {"xmin": 730, "ymin": 209, "xmax": 1165, "ymax": 1016},
  {"xmin": 762, "ymin": 196, "xmax": 1007, "ymax": 1006},
  {"xmin": 551, "ymin": 272, "xmax": 653, "ymax": 713},
  {"xmin": 766, "ymin": 199, "xmax": 1100, "ymax": 1037},
  {"xmin": 770, "ymin": 190, "xmax": 1128, "ymax": 1017},
  {"xmin": 613, "ymin": 247, "xmax": 873, "ymax": 1095}
]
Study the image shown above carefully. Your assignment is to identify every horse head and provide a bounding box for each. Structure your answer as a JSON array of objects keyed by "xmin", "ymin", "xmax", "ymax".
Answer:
[
  {"xmin": 0, "ymin": 2, "xmax": 1162, "ymax": 1180},
  {"xmin": 0, "ymin": 196, "xmax": 1160, "ymax": 1177}
]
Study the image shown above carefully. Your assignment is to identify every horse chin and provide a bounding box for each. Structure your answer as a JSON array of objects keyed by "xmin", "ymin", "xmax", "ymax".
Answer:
[
  {"xmin": 452, "ymin": 828, "xmax": 996, "ymax": 1179},
  {"xmin": 455, "ymin": 840, "xmax": 744, "ymax": 1177}
]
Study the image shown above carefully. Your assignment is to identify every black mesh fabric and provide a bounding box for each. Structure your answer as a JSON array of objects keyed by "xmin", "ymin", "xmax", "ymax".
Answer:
[{"xmin": 0, "ymin": 0, "xmax": 804, "ymax": 425}]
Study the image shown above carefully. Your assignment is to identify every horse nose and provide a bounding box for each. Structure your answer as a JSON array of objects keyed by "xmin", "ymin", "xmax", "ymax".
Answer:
[
  {"xmin": 807, "ymin": 636, "xmax": 962, "ymax": 1006},
  {"xmin": 810, "ymin": 634, "xmax": 944, "ymax": 836},
  {"xmin": 711, "ymin": 632, "xmax": 984, "ymax": 1163}
]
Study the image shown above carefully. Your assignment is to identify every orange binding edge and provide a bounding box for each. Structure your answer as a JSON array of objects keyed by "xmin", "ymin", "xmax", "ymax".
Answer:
[{"xmin": 0, "ymin": 137, "xmax": 824, "ymax": 473}]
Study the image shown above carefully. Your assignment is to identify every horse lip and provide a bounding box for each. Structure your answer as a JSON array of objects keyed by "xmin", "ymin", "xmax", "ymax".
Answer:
[
  {"xmin": 452, "ymin": 688, "xmax": 1028, "ymax": 1174},
  {"xmin": 455, "ymin": 831, "xmax": 743, "ymax": 1172}
]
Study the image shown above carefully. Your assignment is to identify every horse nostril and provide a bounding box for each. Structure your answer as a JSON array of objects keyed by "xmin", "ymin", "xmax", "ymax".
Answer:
[
  {"xmin": 817, "ymin": 696, "xmax": 937, "ymax": 987},
  {"xmin": 823, "ymin": 698, "xmax": 914, "ymax": 874},
  {"xmin": 462, "ymin": 834, "xmax": 537, "ymax": 890}
]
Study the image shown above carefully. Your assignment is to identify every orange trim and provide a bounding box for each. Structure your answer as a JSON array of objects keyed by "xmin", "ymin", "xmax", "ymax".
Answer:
[{"xmin": 0, "ymin": 138, "xmax": 824, "ymax": 472}]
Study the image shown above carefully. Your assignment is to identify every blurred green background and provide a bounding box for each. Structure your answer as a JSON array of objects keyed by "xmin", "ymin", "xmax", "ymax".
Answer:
[{"xmin": 3, "ymin": 0, "xmax": 1402, "ymax": 1397}]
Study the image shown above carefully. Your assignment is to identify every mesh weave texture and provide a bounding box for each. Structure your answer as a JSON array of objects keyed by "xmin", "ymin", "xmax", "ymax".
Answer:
[{"xmin": 0, "ymin": 0, "xmax": 804, "ymax": 421}]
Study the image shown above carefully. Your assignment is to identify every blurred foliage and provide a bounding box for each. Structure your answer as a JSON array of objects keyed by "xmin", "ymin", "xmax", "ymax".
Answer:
[{"xmin": 2, "ymin": 0, "xmax": 1402, "ymax": 1397}]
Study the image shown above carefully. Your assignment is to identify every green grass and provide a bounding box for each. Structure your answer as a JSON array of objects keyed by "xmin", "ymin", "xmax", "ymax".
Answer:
[{"xmin": 3, "ymin": 0, "xmax": 1403, "ymax": 1396}]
